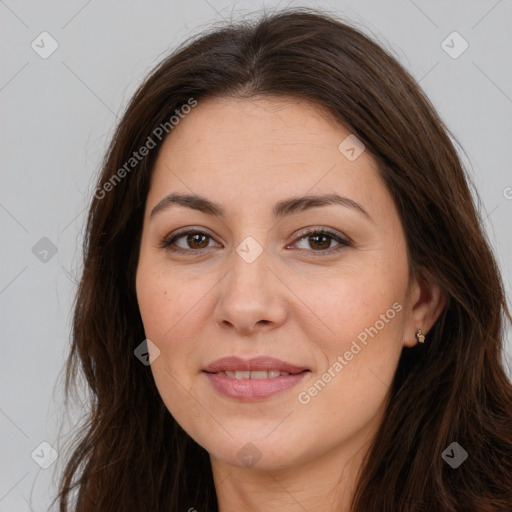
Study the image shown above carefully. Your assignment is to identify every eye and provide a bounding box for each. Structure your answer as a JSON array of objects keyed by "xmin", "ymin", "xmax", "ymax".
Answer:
[
  {"xmin": 290, "ymin": 228, "xmax": 351, "ymax": 255},
  {"xmin": 159, "ymin": 229, "xmax": 221, "ymax": 253},
  {"xmin": 159, "ymin": 227, "xmax": 351, "ymax": 255}
]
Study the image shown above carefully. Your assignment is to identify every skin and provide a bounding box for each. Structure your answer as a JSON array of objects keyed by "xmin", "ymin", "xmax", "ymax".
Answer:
[{"xmin": 135, "ymin": 96, "xmax": 445, "ymax": 511}]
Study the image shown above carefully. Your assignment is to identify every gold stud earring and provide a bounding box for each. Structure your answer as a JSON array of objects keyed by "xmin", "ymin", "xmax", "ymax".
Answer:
[{"xmin": 415, "ymin": 328, "xmax": 425, "ymax": 344}]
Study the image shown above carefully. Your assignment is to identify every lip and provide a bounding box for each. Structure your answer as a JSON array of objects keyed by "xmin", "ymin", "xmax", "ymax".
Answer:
[
  {"xmin": 202, "ymin": 356, "xmax": 308, "ymax": 374},
  {"xmin": 202, "ymin": 356, "xmax": 310, "ymax": 401},
  {"xmin": 204, "ymin": 372, "xmax": 309, "ymax": 401}
]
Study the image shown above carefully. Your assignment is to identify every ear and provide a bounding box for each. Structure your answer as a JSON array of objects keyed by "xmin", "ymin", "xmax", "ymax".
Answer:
[{"xmin": 402, "ymin": 267, "xmax": 446, "ymax": 348}]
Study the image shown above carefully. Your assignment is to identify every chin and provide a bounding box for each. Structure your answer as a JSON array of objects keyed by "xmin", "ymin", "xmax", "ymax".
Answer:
[{"xmin": 199, "ymin": 430, "xmax": 309, "ymax": 472}]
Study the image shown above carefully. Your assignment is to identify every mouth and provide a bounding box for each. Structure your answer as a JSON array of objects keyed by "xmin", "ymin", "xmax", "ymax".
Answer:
[
  {"xmin": 207, "ymin": 369, "xmax": 306, "ymax": 379},
  {"xmin": 202, "ymin": 355, "xmax": 309, "ymax": 374},
  {"xmin": 202, "ymin": 356, "xmax": 311, "ymax": 401}
]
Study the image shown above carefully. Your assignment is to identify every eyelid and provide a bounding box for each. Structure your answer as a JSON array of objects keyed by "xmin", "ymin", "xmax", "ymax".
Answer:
[
  {"xmin": 158, "ymin": 226, "xmax": 221, "ymax": 251},
  {"xmin": 292, "ymin": 226, "xmax": 351, "ymax": 245}
]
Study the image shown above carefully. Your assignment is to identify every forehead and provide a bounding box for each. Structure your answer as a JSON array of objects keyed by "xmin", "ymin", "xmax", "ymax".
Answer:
[
  {"xmin": 147, "ymin": 96, "xmax": 391, "ymax": 221},
  {"xmin": 158, "ymin": 95, "xmax": 355, "ymax": 164}
]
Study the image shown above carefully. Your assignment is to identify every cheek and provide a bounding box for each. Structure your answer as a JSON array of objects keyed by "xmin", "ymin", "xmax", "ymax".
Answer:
[
  {"xmin": 301, "ymin": 266, "xmax": 405, "ymax": 348},
  {"xmin": 136, "ymin": 263, "xmax": 210, "ymax": 437},
  {"xmin": 295, "ymin": 262, "xmax": 406, "ymax": 414},
  {"xmin": 135, "ymin": 256, "xmax": 219, "ymax": 374},
  {"xmin": 298, "ymin": 229, "xmax": 408, "ymax": 341},
  {"xmin": 136, "ymin": 257, "xmax": 200, "ymax": 342}
]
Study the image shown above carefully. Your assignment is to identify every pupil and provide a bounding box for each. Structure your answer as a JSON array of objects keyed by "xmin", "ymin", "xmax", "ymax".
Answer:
[
  {"xmin": 189, "ymin": 233, "xmax": 208, "ymax": 248},
  {"xmin": 311, "ymin": 234, "xmax": 330, "ymax": 250}
]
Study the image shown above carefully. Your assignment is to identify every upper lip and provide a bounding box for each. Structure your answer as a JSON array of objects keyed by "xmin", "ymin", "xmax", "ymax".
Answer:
[{"xmin": 202, "ymin": 356, "xmax": 309, "ymax": 374}]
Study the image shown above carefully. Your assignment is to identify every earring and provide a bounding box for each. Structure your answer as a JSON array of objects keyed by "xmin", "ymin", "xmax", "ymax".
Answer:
[{"xmin": 415, "ymin": 328, "xmax": 425, "ymax": 344}]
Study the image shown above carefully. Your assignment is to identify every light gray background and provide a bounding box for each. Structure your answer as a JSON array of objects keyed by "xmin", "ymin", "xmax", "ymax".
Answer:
[{"xmin": 1, "ymin": 1, "xmax": 511, "ymax": 510}]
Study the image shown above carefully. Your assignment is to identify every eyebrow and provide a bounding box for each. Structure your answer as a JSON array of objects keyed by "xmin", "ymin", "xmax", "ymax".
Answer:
[{"xmin": 150, "ymin": 192, "xmax": 373, "ymax": 222}]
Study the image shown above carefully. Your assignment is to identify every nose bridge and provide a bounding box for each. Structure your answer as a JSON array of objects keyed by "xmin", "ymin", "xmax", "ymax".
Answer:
[
  {"xmin": 214, "ymin": 236, "xmax": 287, "ymax": 333},
  {"xmin": 228, "ymin": 236, "xmax": 272, "ymax": 300}
]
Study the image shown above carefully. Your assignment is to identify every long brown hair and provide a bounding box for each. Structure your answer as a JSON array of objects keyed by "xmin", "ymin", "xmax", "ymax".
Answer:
[{"xmin": 54, "ymin": 8, "xmax": 512, "ymax": 511}]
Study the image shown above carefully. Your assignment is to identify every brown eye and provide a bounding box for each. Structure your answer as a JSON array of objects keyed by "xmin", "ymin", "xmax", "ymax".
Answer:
[
  {"xmin": 292, "ymin": 229, "xmax": 351, "ymax": 255},
  {"xmin": 308, "ymin": 233, "xmax": 332, "ymax": 250},
  {"xmin": 185, "ymin": 233, "xmax": 210, "ymax": 249},
  {"xmin": 160, "ymin": 228, "xmax": 350, "ymax": 256},
  {"xmin": 160, "ymin": 230, "xmax": 220, "ymax": 253}
]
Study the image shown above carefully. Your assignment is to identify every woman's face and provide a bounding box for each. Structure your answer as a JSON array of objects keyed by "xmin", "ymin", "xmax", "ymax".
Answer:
[{"xmin": 136, "ymin": 96, "xmax": 423, "ymax": 472}]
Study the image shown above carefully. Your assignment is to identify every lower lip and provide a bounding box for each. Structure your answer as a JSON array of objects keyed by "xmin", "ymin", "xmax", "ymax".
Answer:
[{"xmin": 203, "ymin": 371, "xmax": 309, "ymax": 401}]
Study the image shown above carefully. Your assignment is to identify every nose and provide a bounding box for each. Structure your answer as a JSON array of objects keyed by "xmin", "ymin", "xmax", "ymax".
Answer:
[{"xmin": 213, "ymin": 246, "xmax": 288, "ymax": 336}]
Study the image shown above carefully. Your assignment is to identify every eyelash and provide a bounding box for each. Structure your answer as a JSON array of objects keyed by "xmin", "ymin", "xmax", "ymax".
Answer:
[{"xmin": 158, "ymin": 227, "xmax": 351, "ymax": 256}]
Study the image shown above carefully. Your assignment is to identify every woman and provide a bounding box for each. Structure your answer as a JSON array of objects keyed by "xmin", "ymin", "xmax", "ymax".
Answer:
[{"xmin": 55, "ymin": 8, "xmax": 512, "ymax": 511}]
